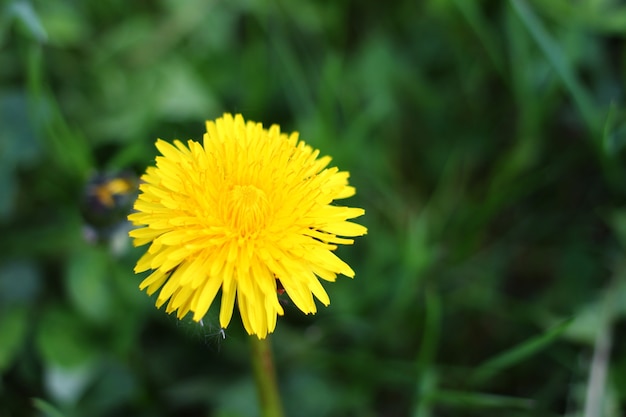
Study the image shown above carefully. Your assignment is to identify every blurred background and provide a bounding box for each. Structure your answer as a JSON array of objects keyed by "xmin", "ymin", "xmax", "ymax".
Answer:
[{"xmin": 3, "ymin": 0, "xmax": 626, "ymax": 416}]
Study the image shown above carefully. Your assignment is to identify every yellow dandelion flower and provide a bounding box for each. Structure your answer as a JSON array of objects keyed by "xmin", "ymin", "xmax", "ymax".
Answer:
[{"xmin": 128, "ymin": 113, "xmax": 367, "ymax": 338}]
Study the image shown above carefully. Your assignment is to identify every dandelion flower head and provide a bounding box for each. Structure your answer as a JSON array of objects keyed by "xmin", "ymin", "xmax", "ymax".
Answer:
[{"xmin": 128, "ymin": 114, "xmax": 367, "ymax": 338}]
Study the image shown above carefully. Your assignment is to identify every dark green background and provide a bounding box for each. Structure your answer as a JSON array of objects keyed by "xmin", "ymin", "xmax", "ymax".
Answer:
[{"xmin": 3, "ymin": 0, "xmax": 626, "ymax": 416}]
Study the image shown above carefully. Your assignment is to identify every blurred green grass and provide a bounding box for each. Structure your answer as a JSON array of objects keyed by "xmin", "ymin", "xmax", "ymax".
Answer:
[{"xmin": 3, "ymin": 0, "xmax": 626, "ymax": 416}]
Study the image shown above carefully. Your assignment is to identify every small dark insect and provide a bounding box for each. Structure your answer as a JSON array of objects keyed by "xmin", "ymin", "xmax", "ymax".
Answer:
[
  {"xmin": 276, "ymin": 278, "xmax": 285, "ymax": 295},
  {"xmin": 81, "ymin": 171, "xmax": 138, "ymax": 242},
  {"xmin": 276, "ymin": 278, "xmax": 290, "ymax": 306}
]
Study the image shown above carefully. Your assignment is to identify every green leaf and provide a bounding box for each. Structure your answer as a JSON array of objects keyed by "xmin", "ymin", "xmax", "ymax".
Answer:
[
  {"xmin": 35, "ymin": 305, "xmax": 98, "ymax": 368},
  {"xmin": 0, "ymin": 306, "xmax": 29, "ymax": 371},
  {"xmin": 0, "ymin": 92, "xmax": 42, "ymax": 220},
  {"xmin": 36, "ymin": 1, "xmax": 88, "ymax": 47},
  {"xmin": 44, "ymin": 363, "xmax": 96, "ymax": 406},
  {"xmin": 8, "ymin": 0, "xmax": 48, "ymax": 42},
  {"xmin": 65, "ymin": 247, "xmax": 112, "ymax": 324},
  {"xmin": 0, "ymin": 260, "xmax": 41, "ymax": 305}
]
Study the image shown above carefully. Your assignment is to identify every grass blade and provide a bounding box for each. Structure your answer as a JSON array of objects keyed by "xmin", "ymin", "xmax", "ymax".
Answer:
[
  {"xmin": 509, "ymin": 0, "xmax": 600, "ymax": 136},
  {"xmin": 32, "ymin": 398, "xmax": 67, "ymax": 417},
  {"xmin": 472, "ymin": 318, "xmax": 573, "ymax": 384},
  {"xmin": 427, "ymin": 389, "xmax": 534, "ymax": 411}
]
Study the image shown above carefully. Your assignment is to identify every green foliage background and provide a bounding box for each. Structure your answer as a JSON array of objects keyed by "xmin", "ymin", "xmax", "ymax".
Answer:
[{"xmin": 3, "ymin": 0, "xmax": 626, "ymax": 416}]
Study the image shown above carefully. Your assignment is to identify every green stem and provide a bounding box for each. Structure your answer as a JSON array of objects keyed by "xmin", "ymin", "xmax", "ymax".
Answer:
[{"xmin": 250, "ymin": 336, "xmax": 285, "ymax": 417}]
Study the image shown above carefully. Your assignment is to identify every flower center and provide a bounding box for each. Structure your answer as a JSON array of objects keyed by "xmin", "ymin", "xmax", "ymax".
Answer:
[{"xmin": 225, "ymin": 184, "xmax": 270, "ymax": 237}]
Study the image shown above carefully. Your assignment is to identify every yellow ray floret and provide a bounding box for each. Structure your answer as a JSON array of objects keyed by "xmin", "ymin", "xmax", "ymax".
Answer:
[{"xmin": 128, "ymin": 113, "xmax": 366, "ymax": 339}]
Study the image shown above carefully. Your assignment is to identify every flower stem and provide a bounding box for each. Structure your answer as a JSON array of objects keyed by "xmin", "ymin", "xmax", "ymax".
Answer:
[{"xmin": 250, "ymin": 336, "xmax": 285, "ymax": 417}]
